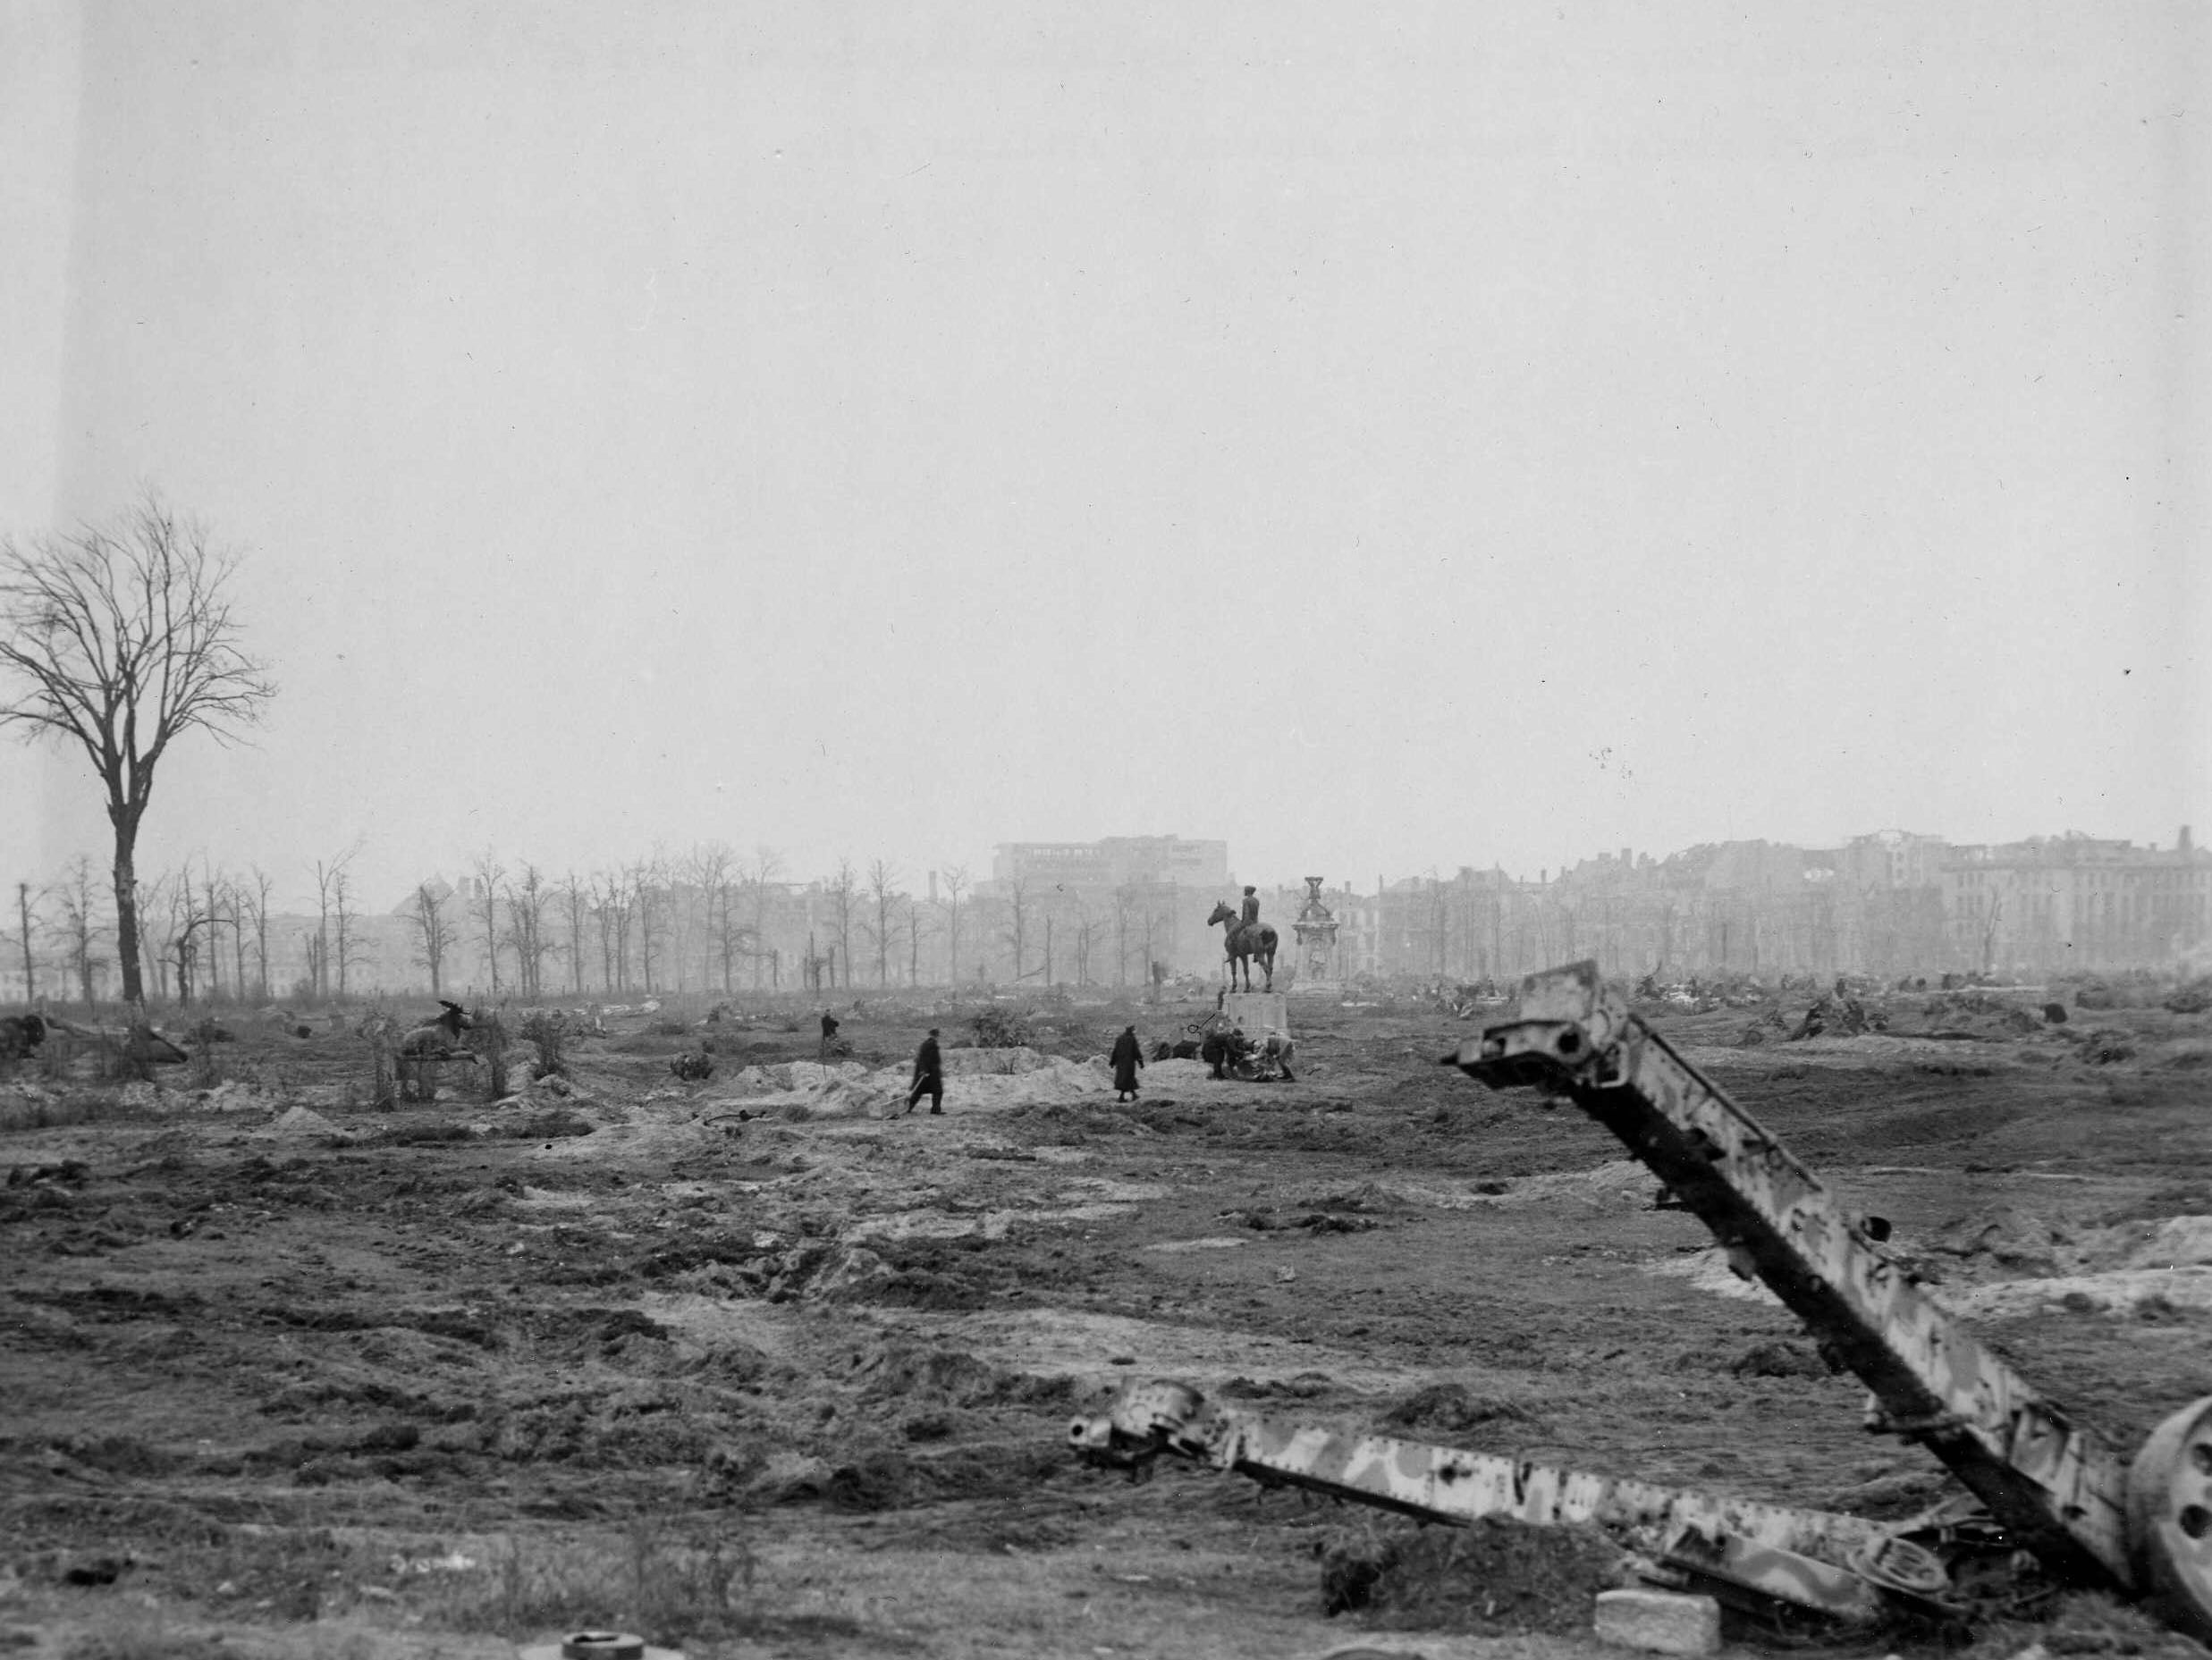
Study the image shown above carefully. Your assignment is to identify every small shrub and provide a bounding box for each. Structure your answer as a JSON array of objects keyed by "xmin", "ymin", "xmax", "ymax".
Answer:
[
  {"xmin": 519, "ymin": 1012, "xmax": 567, "ymax": 1080},
  {"xmin": 475, "ymin": 1011, "xmax": 509, "ymax": 1099},
  {"xmin": 971, "ymin": 1007, "xmax": 1034, "ymax": 1049},
  {"xmin": 189, "ymin": 1019, "xmax": 226, "ymax": 1091}
]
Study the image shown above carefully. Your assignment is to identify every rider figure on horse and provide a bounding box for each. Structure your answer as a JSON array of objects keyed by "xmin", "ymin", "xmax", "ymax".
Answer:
[{"xmin": 1208, "ymin": 888, "xmax": 1278, "ymax": 992}]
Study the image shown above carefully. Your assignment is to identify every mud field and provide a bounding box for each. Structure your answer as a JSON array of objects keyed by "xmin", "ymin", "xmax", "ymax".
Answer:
[{"xmin": 4, "ymin": 987, "xmax": 2211, "ymax": 1659}]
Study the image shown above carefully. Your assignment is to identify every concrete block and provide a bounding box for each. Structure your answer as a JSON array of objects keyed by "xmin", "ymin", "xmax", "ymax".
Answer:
[{"xmin": 1592, "ymin": 1588, "xmax": 1721, "ymax": 1655}]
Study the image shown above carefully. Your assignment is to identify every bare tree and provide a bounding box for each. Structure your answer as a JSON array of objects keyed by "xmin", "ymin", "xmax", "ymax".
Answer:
[
  {"xmin": 409, "ymin": 882, "xmax": 456, "ymax": 997},
  {"xmin": 688, "ymin": 843, "xmax": 747, "ymax": 994},
  {"xmin": 241, "ymin": 865, "xmax": 274, "ymax": 1000},
  {"xmin": 743, "ymin": 846, "xmax": 784, "ymax": 989},
  {"xmin": 826, "ymin": 858, "xmax": 857, "ymax": 991},
  {"xmin": 51, "ymin": 855, "xmax": 108, "ymax": 1012},
  {"xmin": 864, "ymin": 859, "xmax": 900, "ymax": 986},
  {"xmin": 308, "ymin": 847, "xmax": 358, "ymax": 1001},
  {"xmin": 1112, "ymin": 884, "xmax": 1134, "ymax": 986},
  {"xmin": 136, "ymin": 872, "xmax": 174, "ymax": 1001},
  {"xmin": 164, "ymin": 867, "xmax": 195, "ymax": 1003},
  {"xmin": 556, "ymin": 871, "xmax": 590, "ymax": 996},
  {"xmin": 592, "ymin": 870, "xmax": 627, "ymax": 992},
  {"xmin": 13, "ymin": 880, "xmax": 35, "ymax": 1004},
  {"xmin": 1070, "ymin": 891, "xmax": 1094, "ymax": 986},
  {"xmin": 217, "ymin": 866, "xmax": 249, "ymax": 1000},
  {"xmin": 1002, "ymin": 876, "xmax": 1032, "ymax": 982},
  {"xmin": 470, "ymin": 847, "xmax": 506, "ymax": 999},
  {"xmin": 333, "ymin": 862, "xmax": 372, "ymax": 1000},
  {"xmin": 629, "ymin": 855, "xmax": 667, "ymax": 994},
  {"xmin": 0, "ymin": 495, "xmax": 275, "ymax": 1015},
  {"xmin": 198, "ymin": 857, "xmax": 226, "ymax": 1002},
  {"xmin": 164, "ymin": 866, "xmax": 225, "ymax": 1005},
  {"xmin": 905, "ymin": 898, "xmax": 933, "ymax": 986},
  {"xmin": 502, "ymin": 864, "xmax": 555, "ymax": 998},
  {"xmin": 940, "ymin": 864, "xmax": 968, "ymax": 988}
]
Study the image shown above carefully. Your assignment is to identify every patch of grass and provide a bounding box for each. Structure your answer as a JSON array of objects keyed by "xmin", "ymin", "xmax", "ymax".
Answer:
[
  {"xmin": 417, "ymin": 1519, "xmax": 758, "ymax": 1645},
  {"xmin": 56, "ymin": 1610, "xmax": 381, "ymax": 1660},
  {"xmin": 62, "ymin": 1622, "xmax": 256, "ymax": 1660}
]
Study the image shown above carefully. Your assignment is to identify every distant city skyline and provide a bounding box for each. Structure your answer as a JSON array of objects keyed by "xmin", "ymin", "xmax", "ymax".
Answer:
[
  {"xmin": 5, "ymin": 819, "xmax": 2203, "ymax": 1008},
  {"xmin": 5, "ymin": 815, "xmax": 2206, "ymax": 922}
]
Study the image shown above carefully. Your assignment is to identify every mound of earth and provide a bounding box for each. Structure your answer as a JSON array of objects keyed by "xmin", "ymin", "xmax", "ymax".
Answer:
[{"xmin": 1319, "ymin": 1516, "xmax": 1626, "ymax": 1632}]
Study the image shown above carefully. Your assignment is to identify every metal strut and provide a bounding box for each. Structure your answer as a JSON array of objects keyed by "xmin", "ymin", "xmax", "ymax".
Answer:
[{"xmin": 1446, "ymin": 960, "xmax": 2132, "ymax": 1592}]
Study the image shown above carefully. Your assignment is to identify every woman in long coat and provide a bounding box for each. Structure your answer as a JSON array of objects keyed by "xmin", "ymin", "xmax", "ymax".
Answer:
[{"xmin": 1110, "ymin": 1024, "xmax": 1144, "ymax": 1102}]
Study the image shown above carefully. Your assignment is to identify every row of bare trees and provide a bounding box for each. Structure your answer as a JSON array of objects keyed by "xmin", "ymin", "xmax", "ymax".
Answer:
[
  {"xmin": 7, "ymin": 842, "xmax": 1205, "ymax": 1008},
  {"xmin": 400, "ymin": 843, "xmax": 802, "ymax": 1003},
  {"xmin": 384, "ymin": 849, "xmax": 1180, "ymax": 999},
  {"xmin": 5, "ymin": 853, "xmax": 290, "ymax": 1011}
]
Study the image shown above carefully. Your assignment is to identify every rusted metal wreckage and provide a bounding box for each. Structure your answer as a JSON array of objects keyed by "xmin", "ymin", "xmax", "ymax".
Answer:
[{"xmin": 1070, "ymin": 961, "xmax": 2212, "ymax": 1639}]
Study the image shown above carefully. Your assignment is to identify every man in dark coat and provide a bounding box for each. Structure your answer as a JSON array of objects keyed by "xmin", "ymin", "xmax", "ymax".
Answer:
[
  {"xmin": 818, "ymin": 1009, "xmax": 840, "ymax": 1060},
  {"xmin": 1110, "ymin": 1024, "xmax": 1144, "ymax": 1102},
  {"xmin": 906, "ymin": 1028, "xmax": 944, "ymax": 1116}
]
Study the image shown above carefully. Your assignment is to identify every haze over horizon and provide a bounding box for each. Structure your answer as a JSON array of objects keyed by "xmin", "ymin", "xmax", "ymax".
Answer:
[{"xmin": 4, "ymin": 1, "xmax": 2206, "ymax": 915}]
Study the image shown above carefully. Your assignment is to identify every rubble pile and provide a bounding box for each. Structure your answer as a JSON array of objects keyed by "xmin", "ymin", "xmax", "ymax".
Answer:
[{"xmin": 706, "ymin": 1045, "xmax": 1113, "ymax": 1118}]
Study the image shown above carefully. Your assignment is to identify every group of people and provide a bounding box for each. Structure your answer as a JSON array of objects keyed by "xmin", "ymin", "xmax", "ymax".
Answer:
[
  {"xmin": 1200, "ymin": 1022, "xmax": 1295, "ymax": 1082},
  {"xmin": 906, "ymin": 1022, "xmax": 1153, "ymax": 1111},
  {"xmin": 806, "ymin": 1010, "xmax": 1294, "ymax": 1116},
  {"xmin": 841, "ymin": 888, "xmax": 1279, "ymax": 1118}
]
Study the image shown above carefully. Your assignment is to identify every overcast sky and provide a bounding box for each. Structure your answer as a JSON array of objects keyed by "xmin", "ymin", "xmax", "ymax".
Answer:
[{"xmin": 2, "ymin": 0, "xmax": 2206, "ymax": 911}]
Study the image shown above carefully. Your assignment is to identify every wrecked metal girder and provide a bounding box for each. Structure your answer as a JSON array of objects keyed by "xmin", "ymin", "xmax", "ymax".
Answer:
[
  {"xmin": 1072, "ymin": 1378, "xmax": 1885, "ymax": 1562},
  {"xmin": 1446, "ymin": 960, "xmax": 2212, "ymax": 1641},
  {"xmin": 1070, "ymin": 1380, "xmax": 1946, "ymax": 1626}
]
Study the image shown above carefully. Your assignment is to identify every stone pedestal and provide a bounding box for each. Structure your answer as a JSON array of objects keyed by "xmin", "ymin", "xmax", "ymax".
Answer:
[{"xmin": 1222, "ymin": 990, "xmax": 1288, "ymax": 1036}]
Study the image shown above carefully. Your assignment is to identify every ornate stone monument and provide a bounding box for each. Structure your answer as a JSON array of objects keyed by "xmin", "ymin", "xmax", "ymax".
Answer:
[{"xmin": 1292, "ymin": 876, "xmax": 1340, "ymax": 987}]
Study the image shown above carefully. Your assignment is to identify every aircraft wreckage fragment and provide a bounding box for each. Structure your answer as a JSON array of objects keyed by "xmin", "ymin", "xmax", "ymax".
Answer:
[{"xmin": 1069, "ymin": 960, "xmax": 2212, "ymax": 1639}]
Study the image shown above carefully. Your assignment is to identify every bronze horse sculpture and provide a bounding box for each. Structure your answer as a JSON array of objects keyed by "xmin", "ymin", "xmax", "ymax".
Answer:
[{"xmin": 1205, "ymin": 900, "xmax": 1277, "ymax": 992}]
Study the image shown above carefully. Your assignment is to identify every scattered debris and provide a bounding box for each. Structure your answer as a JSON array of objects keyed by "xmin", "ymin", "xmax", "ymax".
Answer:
[{"xmin": 1593, "ymin": 1587, "xmax": 1722, "ymax": 1655}]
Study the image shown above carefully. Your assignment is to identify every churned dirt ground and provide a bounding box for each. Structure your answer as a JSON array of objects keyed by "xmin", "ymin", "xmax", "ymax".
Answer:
[{"xmin": 3, "ymin": 984, "xmax": 2210, "ymax": 1659}]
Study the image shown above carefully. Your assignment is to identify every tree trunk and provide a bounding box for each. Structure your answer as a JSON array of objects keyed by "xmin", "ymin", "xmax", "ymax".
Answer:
[
  {"xmin": 111, "ymin": 812, "xmax": 145, "ymax": 1013},
  {"xmin": 13, "ymin": 882, "xmax": 32, "ymax": 1004}
]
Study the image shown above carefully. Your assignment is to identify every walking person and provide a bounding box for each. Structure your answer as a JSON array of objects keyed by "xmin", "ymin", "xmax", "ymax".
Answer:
[
  {"xmin": 818, "ymin": 1009, "xmax": 840, "ymax": 1061},
  {"xmin": 905, "ymin": 1027, "xmax": 944, "ymax": 1116},
  {"xmin": 1110, "ymin": 1024, "xmax": 1145, "ymax": 1102}
]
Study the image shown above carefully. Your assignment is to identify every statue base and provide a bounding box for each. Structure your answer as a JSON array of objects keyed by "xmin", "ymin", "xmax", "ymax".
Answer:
[{"xmin": 1221, "ymin": 990, "xmax": 1289, "ymax": 1036}]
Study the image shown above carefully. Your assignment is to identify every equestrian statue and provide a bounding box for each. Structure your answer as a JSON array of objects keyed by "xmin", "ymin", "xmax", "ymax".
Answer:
[{"xmin": 1206, "ymin": 886, "xmax": 1278, "ymax": 992}]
